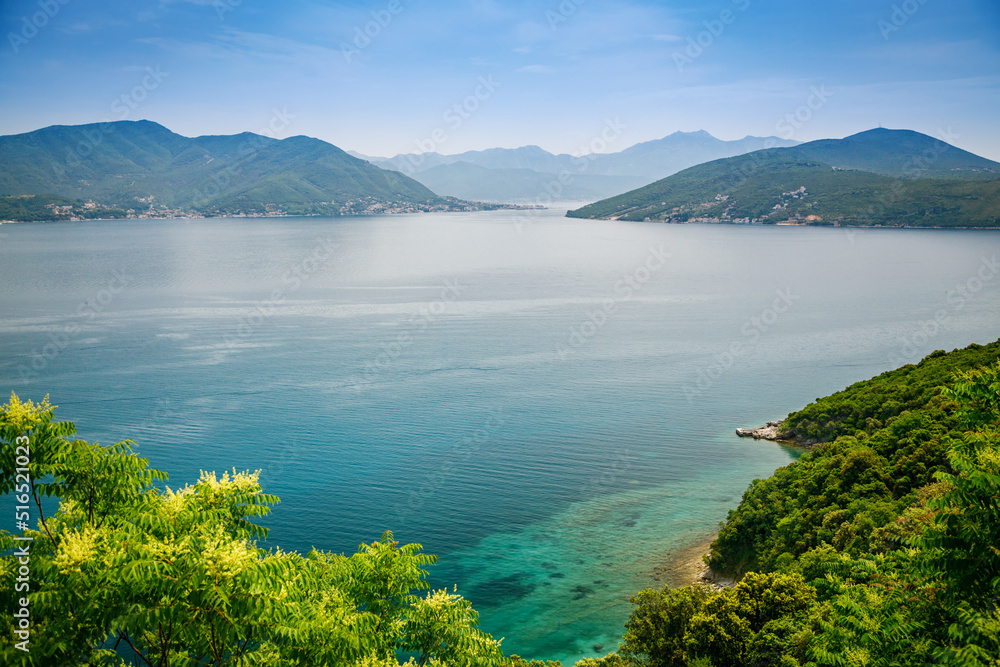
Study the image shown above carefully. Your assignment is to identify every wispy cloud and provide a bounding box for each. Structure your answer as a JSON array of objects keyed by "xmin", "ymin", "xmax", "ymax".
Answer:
[
  {"xmin": 518, "ymin": 64, "xmax": 557, "ymax": 74},
  {"xmin": 57, "ymin": 22, "xmax": 95, "ymax": 35},
  {"xmin": 140, "ymin": 27, "xmax": 342, "ymax": 65}
]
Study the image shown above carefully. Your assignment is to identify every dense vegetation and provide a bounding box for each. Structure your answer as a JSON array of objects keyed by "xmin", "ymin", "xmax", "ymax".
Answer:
[
  {"xmin": 568, "ymin": 129, "xmax": 1000, "ymax": 227},
  {"xmin": 710, "ymin": 341, "xmax": 1000, "ymax": 576},
  {"xmin": 0, "ymin": 121, "xmax": 462, "ymax": 220},
  {"xmin": 5, "ymin": 340, "xmax": 999, "ymax": 665}
]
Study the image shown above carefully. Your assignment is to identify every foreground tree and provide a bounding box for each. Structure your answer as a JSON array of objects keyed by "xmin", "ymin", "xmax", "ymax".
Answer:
[
  {"xmin": 0, "ymin": 393, "xmax": 505, "ymax": 666},
  {"xmin": 618, "ymin": 571, "xmax": 815, "ymax": 667},
  {"xmin": 919, "ymin": 363, "xmax": 1000, "ymax": 666}
]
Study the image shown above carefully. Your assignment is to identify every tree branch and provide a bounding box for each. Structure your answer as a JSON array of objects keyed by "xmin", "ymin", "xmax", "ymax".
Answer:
[
  {"xmin": 118, "ymin": 630, "xmax": 154, "ymax": 667},
  {"xmin": 31, "ymin": 484, "xmax": 56, "ymax": 546}
]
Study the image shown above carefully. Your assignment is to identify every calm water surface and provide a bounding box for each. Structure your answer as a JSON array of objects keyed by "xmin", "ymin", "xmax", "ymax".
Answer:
[{"xmin": 2, "ymin": 208, "xmax": 999, "ymax": 662}]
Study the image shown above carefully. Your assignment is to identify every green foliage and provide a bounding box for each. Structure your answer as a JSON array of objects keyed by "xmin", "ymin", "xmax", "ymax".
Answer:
[
  {"xmin": 806, "ymin": 550, "xmax": 939, "ymax": 666},
  {"xmin": 912, "ymin": 363, "xmax": 1000, "ymax": 666},
  {"xmin": 508, "ymin": 649, "xmax": 628, "ymax": 667},
  {"xmin": 0, "ymin": 392, "xmax": 505, "ymax": 666},
  {"xmin": 618, "ymin": 572, "xmax": 815, "ymax": 667},
  {"xmin": 781, "ymin": 342, "xmax": 1000, "ymax": 445},
  {"xmin": 621, "ymin": 585, "xmax": 714, "ymax": 665},
  {"xmin": 573, "ymin": 655, "xmax": 627, "ymax": 667},
  {"xmin": 509, "ymin": 657, "xmax": 565, "ymax": 667}
]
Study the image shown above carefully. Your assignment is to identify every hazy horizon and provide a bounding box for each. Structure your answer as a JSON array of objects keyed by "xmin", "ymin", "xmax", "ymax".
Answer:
[{"xmin": 2, "ymin": 119, "xmax": 990, "ymax": 165}]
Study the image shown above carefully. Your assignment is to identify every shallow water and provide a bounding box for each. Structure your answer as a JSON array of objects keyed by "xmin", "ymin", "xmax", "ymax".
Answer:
[{"xmin": 2, "ymin": 208, "xmax": 999, "ymax": 662}]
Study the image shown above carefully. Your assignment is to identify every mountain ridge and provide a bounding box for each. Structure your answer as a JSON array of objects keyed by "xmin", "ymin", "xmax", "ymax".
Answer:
[
  {"xmin": 360, "ymin": 131, "xmax": 799, "ymax": 203},
  {"xmin": 362, "ymin": 131, "xmax": 799, "ymax": 176},
  {"xmin": 567, "ymin": 128, "xmax": 1000, "ymax": 227},
  {"xmin": 0, "ymin": 120, "xmax": 502, "ymax": 221}
]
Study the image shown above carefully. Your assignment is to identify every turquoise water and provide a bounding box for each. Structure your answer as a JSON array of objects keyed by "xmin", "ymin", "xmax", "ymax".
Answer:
[{"xmin": 2, "ymin": 209, "xmax": 999, "ymax": 662}]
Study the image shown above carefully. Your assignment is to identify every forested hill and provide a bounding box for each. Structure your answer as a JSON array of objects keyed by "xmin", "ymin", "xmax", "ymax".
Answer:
[
  {"xmin": 712, "ymin": 339, "xmax": 1000, "ymax": 576},
  {"xmin": 567, "ymin": 128, "xmax": 1000, "ymax": 227},
  {"xmin": 0, "ymin": 120, "xmax": 474, "ymax": 219},
  {"xmin": 788, "ymin": 128, "xmax": 1000, "ymax": 179}
]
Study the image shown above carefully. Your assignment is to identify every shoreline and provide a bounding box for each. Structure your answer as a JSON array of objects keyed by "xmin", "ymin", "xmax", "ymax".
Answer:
[
  {"xmin": 6, "ymin": 215, "xmax": 1000, "ymax": 231},
  {"xmin": 646, "ymin": 424, "xmax": 807, "ymax": 593},
  {"xmin": 736, "ymin": 419, "xmax": 816, "ymax": 448},
  {"xmin": 652, "ymin": 533, "xmax": 721, "ymax": 589},
  {"xmin": 0, "ymin": 205, "xmax": 544, "ymax": 225},
  {"xmin": 566, "ymin": 216, "xmax": 1000, "ymax": 230}
]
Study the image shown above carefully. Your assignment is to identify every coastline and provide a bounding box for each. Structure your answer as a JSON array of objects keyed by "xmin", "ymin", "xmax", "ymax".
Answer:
[
  {"xmin": 652, "ymin": 533, "xmax": 720, "ymax": 589},
  {"xmin": 565, "ymin": 216, "xmax": 1000, "ymax": 230},
  {"xmin": 736, "ymin": 419, "xmax": 816, "ymax": 448},
  {"xmin": 648, "ymin": 426, "xmax": 800, "ymax": 592},
  {"xmin": 0, "ymin": 202, "xmax": 544, "ymax": 225}
]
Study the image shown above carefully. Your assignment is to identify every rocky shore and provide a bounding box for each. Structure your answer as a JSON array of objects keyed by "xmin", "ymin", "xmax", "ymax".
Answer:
[
  {"xmin": 735, "ymin": 419, "xmax": 815, "ymax": 447},
  {"xmin": 654, "ymin": 534, "xmax": 736, "ymax": 591},
  {"xmin": 735, "ymin": 420, "xmax": 786, "ymax": 440}
]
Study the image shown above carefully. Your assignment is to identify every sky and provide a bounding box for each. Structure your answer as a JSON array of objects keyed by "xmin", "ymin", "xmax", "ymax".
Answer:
[{"xmin": 1, "ymin": 0, "xmax": 999, "ymax": 160}]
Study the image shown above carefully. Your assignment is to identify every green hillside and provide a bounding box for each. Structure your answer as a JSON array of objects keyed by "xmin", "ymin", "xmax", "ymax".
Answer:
[
  {"xmin": 791, "ymin": 128, "xmax": 1000, "ymax": 179},
  {"xmin": 0, "ymin": 121, "xmax": 462, "ymax": 219},
  {"xmin": 568, "ymin": 129, "xmax": 1000, "ymax": 228},
  {"xmin": 711, "ymin": 340, "xmax": 1000, "ymax": 577},
  {"xmin": 192, "ymin": 135, "xmax": 441, "ymax": 216}
]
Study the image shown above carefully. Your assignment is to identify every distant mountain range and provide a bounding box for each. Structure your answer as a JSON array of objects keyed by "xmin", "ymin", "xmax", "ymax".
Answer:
[
  {"xmin": 0, "ymin": 120, "xmax": 493, "ymax": 221},
  {"xmin": 568, "ymin": 129, "xmax": 1000, "ymax": 228},
  {"xmin": 4, "ymin": 123, "xmax": 998, "ymax": 228},
  {"xmin": 354, "ymin": 131, "xmax": 800, "ymax": 203}
]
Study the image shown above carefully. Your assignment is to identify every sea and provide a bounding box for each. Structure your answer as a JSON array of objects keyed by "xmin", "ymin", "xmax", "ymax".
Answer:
[{"xmin": 2, "ymin": 206, "xmax": 999, "ymax": 663}]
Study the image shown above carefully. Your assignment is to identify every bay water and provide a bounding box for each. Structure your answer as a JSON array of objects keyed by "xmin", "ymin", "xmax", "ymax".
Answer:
[{"xmin": 1, "ymin": 208, "xmax": 999, "ymax": 662}]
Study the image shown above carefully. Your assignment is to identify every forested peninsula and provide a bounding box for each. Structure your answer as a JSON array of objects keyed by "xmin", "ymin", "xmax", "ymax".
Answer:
[{"xmin": 3, "ymin": 339, "xmax": 999, "ymax": 665}]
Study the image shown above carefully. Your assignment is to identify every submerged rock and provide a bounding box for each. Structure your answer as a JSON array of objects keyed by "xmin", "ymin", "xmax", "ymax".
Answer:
[{"xmin": 467, "ymin": 572, "xmax": 537, "ymax": 604}]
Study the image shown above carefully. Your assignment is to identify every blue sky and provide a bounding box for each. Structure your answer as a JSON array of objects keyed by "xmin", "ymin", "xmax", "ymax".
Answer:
[{"xmin": 2, "ymin": 0, "xmax": 999, "ymax": 159}]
